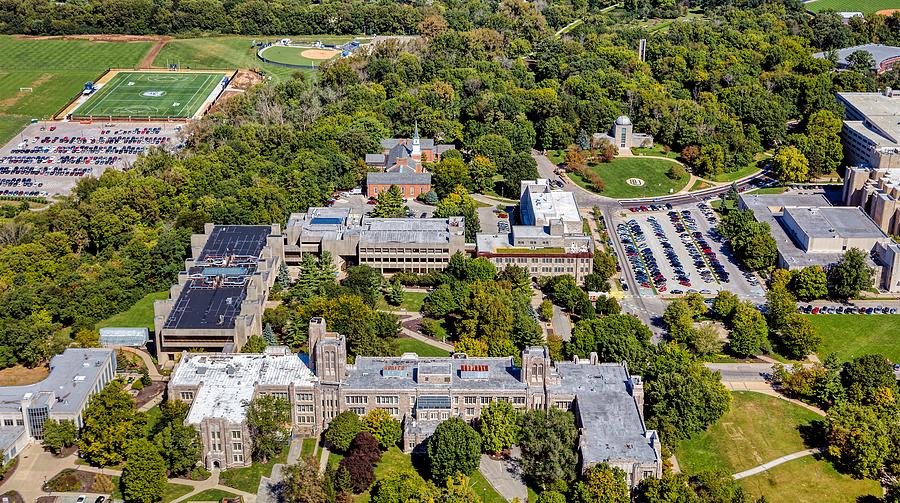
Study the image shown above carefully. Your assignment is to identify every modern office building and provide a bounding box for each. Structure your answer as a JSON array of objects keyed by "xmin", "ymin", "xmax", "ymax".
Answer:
[
  {"xmin": 285, "ymin": 207, "xmax": 466, "ymax": 273},
  {"xmin": 837, "ymin": 90, "xmax": 900, "ymax": 171},
  {"xmin": 476, "ymin": 180, "xmax": 594, "ymax": 282},
  {"xmin": 154, "ymin": 224, "xmax": 285, "ymax": 361},
  {"xmin": 739, "ymin": 192, "xmax": 900, "ymax": 292},
  {"xmin": 0, "ymin": 349, "xmax": 116, "ymax": 463},
  {"xmin": 172, "ymin": 319, "xmax": 662, "ymax": 486},
  {"xmin": 168, "ymin": 346, "xmax": 319, "ymax": 469}
]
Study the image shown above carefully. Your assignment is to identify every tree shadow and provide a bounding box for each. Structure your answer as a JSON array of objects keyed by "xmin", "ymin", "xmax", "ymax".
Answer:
[{"xmin": 798, "ymin": 419, "xmax": 827, "ymax": 449}]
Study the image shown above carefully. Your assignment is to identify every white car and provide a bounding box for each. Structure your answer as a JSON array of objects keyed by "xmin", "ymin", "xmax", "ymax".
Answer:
[{"xmin": 76, "ymin": 496, "xmax": 87, "ymax": 503}]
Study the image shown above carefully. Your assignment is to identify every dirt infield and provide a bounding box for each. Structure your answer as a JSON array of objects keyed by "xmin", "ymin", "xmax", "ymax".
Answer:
[
  {"xmin": 301, "ymin": 49, "xmax": 340, "ymax": 60},
  {"xmin": 876, "ymin": 8, "xmax": 900, "ymax": 15}
]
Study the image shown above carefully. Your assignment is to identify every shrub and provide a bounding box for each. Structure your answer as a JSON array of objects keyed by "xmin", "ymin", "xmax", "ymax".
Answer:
[
  {"xmin": 92, "ymin": 473, "xmax": 114, "ymax": 493},
  {"xmin": 46, "ymin": 469, "xmax": 81, "ymax": 492}
]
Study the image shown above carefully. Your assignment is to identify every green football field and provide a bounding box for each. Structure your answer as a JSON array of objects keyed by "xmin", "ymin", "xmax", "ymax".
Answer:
[{"xmin": 74, "ymin": 71, "xmax": 227, "ymax": 119}]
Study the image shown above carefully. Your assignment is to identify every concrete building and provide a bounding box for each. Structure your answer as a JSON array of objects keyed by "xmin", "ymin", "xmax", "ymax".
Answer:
[
  {"xmin": 285, "ymin": 207, "xmax": 466, "ymax": 273},
  {"xmin": 739, "ymin": 192, "xmax": 900, "ymax": 292},
  {"xmin": 154, "ymin": 224, "xmax": 284, "ymax": 361},
  {"xmin": 593, "ymin": 116, "xmax": 654, "ymax": 151},
  {"xmin": 0, "ymin": 349, "xmax": 116, "ymax": 463},
  {"xmin": 813, "ymin": 44, "xmax": 900, "ymax": 73},
  {"xmin": 837, "ymin": 90, "xmax": 900, "ymax": 171},
  {"xmin": 476, "ymin": 180, "xmax": 594, "ymax": 282},
  {"xmin": 167, "ymin": 346, "xmax": 318, "ymax": 469}
]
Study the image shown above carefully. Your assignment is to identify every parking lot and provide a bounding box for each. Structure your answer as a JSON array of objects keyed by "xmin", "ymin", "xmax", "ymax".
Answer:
[
  {"xmin": 0, "ymin": 121, "xmax": 185, "ymax": 196},
  {"xmin": 613, "ymin": 202, "xmax": 765, "ymax": 298}
]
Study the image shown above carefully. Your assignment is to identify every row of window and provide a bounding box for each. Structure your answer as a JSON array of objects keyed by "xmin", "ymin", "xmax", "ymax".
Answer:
[
  {"xmin": 1, "ymin": 419, "xmax": 24, "ymax": 427},
  {"xmin": 360, "ymin": 256, "xmax": 449, "ymax": 263},
  {"xmin": 360, "ymin": 248, "xmax": 448, "ymax": 254}
]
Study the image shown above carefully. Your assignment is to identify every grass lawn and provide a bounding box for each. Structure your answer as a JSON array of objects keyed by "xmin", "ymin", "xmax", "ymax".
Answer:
[
  {"xmin": 738, "ymin": 454, "xmax": 882, "ymax": 503},
  {"xmin": 546, "ymin": 149, "xmax": 565, "ymax": 165},
  {"xmin": 568, "ymin": 157, "xmax": 689, "ymax": 199},
  {"xmin": 397, "ymin": 337, "xmax": 451, "ymax": 357},
  {"xmin": 183, "ymin": 488, "xmax": 239, "ymax": 502},
  {"xmin": 675, "ymin": 392, "xmax": 821, "ymax": 474},
  {"xmin": 469, "ymin": 469, "xmax": 508, "ymax": 503},
  {"xmin": 96, "ymin": 290, "xmax": 169, "ymax": 331},
  {"xmin": 806, "ymin": 314, "xmax": 900, "ymax": 362},
  {"xmin": 690, "ymin": 179, "xmax": 713, "ymax": 192},
  {"xmin": 220, "ymin": 446, "xmax": 288, "ymax": 494},
  {"xmin": 300, "ymin": 437, "xmax": 316, "ymax": 458},
  {"xmin": 143, "ymin": 404, "xmax": 162, "ymax": 437},
  {"xmin": 750, "ymin": 186, "xmax": 787, "ymax": 195},
  {"xmin": 111, "ymin": 477, "xmax": 193, "ymax": 502},
  {"xmin": 0, "ymin": 35, "xmax": 153, "ymax": 139},
  {"xmin": 632, "ymin": 145, "xmax": 679, "ymax": 159},
  {"xmin": 401, "ymin": 291, "xmax": 427, "ymax": 312},
  {"xmin": 327, "ymin": 449, "xmax": 345, "ymax": 469},
  {"xmin": 806, "ymin": 0, "xmax": 900, "ymax": 14},
  {"xmin": 259, "ymin": 45, "xmax": 340, "ymax": 67},
  {"xmin": 709, "ymin": 160, "xmax": 764, "ymax": 183},
  {"xmin": 74, "ymin": 70, "xmax": 228, "ymax": 119}
]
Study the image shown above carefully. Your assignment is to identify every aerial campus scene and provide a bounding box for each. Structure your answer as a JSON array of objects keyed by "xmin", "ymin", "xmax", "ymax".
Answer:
[{"xmin": 0, "ymin": 1, "xmax": 900, "ymax": 503}]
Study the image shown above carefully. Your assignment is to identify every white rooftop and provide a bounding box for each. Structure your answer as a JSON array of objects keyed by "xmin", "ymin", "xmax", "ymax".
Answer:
[
  {"xmin": 172, "ymin": 348, "xmax": 317, "ymax": 424},
  {"xmin": 520, "ymin": 179, "xmax": 581, "ymax": 226}
]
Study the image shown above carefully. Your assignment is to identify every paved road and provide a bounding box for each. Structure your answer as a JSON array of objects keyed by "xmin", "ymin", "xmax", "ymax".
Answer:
[{"xmin": 551, "ymin": 304, "xmax": 573, "ymax": 341}]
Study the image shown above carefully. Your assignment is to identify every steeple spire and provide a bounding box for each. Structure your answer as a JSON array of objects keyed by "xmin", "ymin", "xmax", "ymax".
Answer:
[{"xmin": 411, "ymin": 120, "xmax": 421, "ymax": 158}]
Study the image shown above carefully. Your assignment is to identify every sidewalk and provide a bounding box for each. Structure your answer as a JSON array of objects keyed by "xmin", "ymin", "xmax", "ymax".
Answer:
[{"xmin": 732, "ymin": 448, "xmax": 824, "ymax": 480}]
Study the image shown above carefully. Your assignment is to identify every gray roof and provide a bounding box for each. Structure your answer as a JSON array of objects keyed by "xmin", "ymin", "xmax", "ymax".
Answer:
[
  {"xmin": 359, "ymin": 216, "xmax": 463, "ymax": 244},
  {"xmin": 342, "ymin": 355, "xmax": 526, "ymax": 392},
  {"xmin": 366, "ymin": 172, "xmax": 431, "ymax": 186},
  {"xmin": 99, "ymin": 327, "xmax": 149, "ymax": 347},
  {"xmin": 784, "ymin": 206, "xmax": 887, "ymax": 239},
  {"xmin": 0, "ymin": 427, "xmax": 25, "ymax": 453},
  {"xmin": 0, "ymin": 349, "xmax": 113, "ymax": 415},
  {"xmin": 813, "ymin": 44, "xmax": 900, "ymax": 70},
  {"xmin": 365, "ymin": 153, "xmax": 385, "ymax": 165}
]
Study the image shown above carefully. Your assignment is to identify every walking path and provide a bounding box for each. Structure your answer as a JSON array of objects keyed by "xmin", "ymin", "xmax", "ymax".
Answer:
[
  {"xmin": 318, "ymin": 445, "xmax": 332, "ymax": 475},
  {"xmin": 387, "ymin": 311, "xmax": 455, "ymax": 352},
  {"xmin": 120, "ymin": 346, "xmax": 162, "ymax": 379},
  {"xmin": 732, "ymin": 448, "xmax": 825, "ymax": 480},
  {"xmin": 722, "ymin": 382, "xmax": 826, "ymax": 417},
  {"xmin": 479, "ymin": 454, "xmax": 527, "ymax": 502}
]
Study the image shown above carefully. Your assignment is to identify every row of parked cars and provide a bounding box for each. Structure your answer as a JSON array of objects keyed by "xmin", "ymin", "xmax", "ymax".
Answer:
[
  {"xmin": 628, "ymin": 203, "xmax": 674, "ymax": 213},
  {"xmin": 1, "ymin": 166, "xmax": 89, "ymax": 177},
  {"xmin": 669, "ymin": 210, "xmax": 730, "ymax": 284},
  {"xmin": 801, "ymin": 305, "xmax": 898, "ymax": 315},
  {"xmin": 13, "ymin": 144, "xmax": 146, "ymax": 155},
  {"xmin": 618, "ymin": 219, "xmax": 667, "ymax": 292},
  {"xmin": 648, "ymin": 215, "xmax": 691, "ymax": 289}
]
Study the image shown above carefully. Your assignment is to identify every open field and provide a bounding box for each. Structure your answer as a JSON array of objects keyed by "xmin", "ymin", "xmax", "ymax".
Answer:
[
  {"xmin": 96, "ymin": 290, "xmax": 169, "ymax": 331},
  {"xmin": 397, "ymin": 337, "xmax": 450, "ymax": 357},
  {"xmin": 0, "ymin": 36, "xmax": 152, "ymax": 140},
  {"xmin": 675, "ymin": 392, "xmax": 821, "ymax": 474},
  {"xmin": 568, "ymin": 156, "xmax": 689, "ymax": 198},
  {"xmin": 738, "ymin": 454, "xmax": 882, "ymax": 502},
  {"xmin": 0, "ymin": 364, "xmax": 49, "ymax": 386},
  {"xmin": 806, "ymin": 314, "xmax": 900, "ymax": 362},
  {"xmin": 184, "ymin": 489, "xmax": 239, "ymax": 502},
  {"xmin": 74, "ymin": 71, "xmax": 226, "ymax": 119},
  {"xmin": 220, "ymin": 446, "xmax": 288, "ymax": 493},
  {"xmin": 805, "ymin": 0, "xmax": 900, "ymax": 14},
  {"xmin": 260, "ymin": 46, "xmax": 341, "ymax": 67},
  {"xmin": 153, "ymin": 36, "xmax": 365, "ymax": 81}
]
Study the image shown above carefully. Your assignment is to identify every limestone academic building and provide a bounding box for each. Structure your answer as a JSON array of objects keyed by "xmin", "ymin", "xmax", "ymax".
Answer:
[{"xmin": 169, "ymin": 319, "xmax": 662, "ymax": 488}]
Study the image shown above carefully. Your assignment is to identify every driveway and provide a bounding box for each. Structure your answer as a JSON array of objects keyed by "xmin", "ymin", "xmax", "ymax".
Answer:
[
  {"xmin": 551, "ymin": 305, "xmax": 572, "ymax": 341},
  {"xmin": 479, "ymin": 454, "xmax": 527, "ymax": 502}
]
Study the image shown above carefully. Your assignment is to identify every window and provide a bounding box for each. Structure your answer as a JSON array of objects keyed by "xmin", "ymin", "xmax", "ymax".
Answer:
[
  {"xmin": 211, "ymin": 430, "xmax": 221, "ymax": 452},
  {"xmin": 346, "ymin": 395, "xmax": 367, "ymax": 405},
  {"xmin": 481, "ymin": 397, "xmax": 491, "ymax": 404},
  {"xmin": 554, "ymin": 401, "xmax": 572, "ymax": 410},
  {"xmin": 180, "ymin": 391, "xmax": 194, "ymax": 401},
  {"xmin": 381, "ymin": 407, "xmax": 399, "ymax": 416},
  {"xmin": 643, "ymin": 471, "xmax": 653, "ymax": 478},
  {"xmin": 233, "ymin": 453, "xmax": 244, "ymax": 463},
  {"xmin": 232, "ymin": 442, "xmax": 243, "ymax": 452},
  {"xmin": 512, "ymin": 397, "xmax": 526, "ymax": 405},
  {"xmin": 3, "ymin": 419, "xmax": 11, "ymax": 427},
  {"xmin": 231, "ymin": 430, "xmax": 241, "ymax": 439},
  {"xmin": 299, "ymin": 415, "xmax": 314, "ymax": 424},
  {"xmin": 376, "ymin": 396, "xmax": 399, "ymax": 405},
  {"xmin": 297, "ymin": 393, "xmax": 313, "ymax": 401},
  {"xmin": 297, "ymin": 404, "xmax": 314, "ymax": 413},
  {"xmin": 464, "ymin": 396, "xmax": 477, "ymax": 404},
  {"xmin": 270, "ymin": 392, "xmax": 288, "ymax": 399},
  {"xmin": 466, "ymin": 408, "xmax": 475, "ymax": 416},
  {"xmin": 15, "ymin": 419, "xmax": 22, "ymax": 426},
  {"xmin": 350, "ymin": 407, "xmax": 366, "ymax": 415}
]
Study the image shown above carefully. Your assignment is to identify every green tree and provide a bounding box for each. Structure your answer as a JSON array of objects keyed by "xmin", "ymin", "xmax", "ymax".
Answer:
[
  {"xmin": 41, "ymin": 419, "xmax": 77, "ymax": 454},
  {"xmin": 765, "ymin": 287, "xmax": 797, "ymax": 332},
  {"xmin": 826, "ymin": 401, "xmax": 893, "ymax": 478},
  {"xmin": 363, "ymin": 408, "xmax": 402, "ymax": 449},
  {"xmin": 634, "ymin": 473, "xmax": 700, "ymax": 503},
  {"xmin": 247, "ymin": 395, "xmax": 291, "ymax": 463},
  {"xmin": 121, "ymin": 438, "xmax": 167, "ymax": 503},
  {"xmin": 479, "ymin": 400, "xmax": 520, "ymax": 454},
  {"xmin": 433, "ymin": 185, "xmax": 481, "ymax": 242},
  {"xmin": 729, "ymin": 302, "xmax": 768, "ymax": 357},
  {"xmin": 372, "ymin": 185, "xmax": 407, "ymax": 218},
  {"xmin": 263, "ymin": 323, "xmax": 277, "ymax": 344},
  {"xmin": 567, "ymin": 315, "xmax": 653, "ymax": 375},
  {"xmin": 519, "ymin": 408, "xmax": 578, "ymax": 489},
  {"xmin": 281, "ymin": 455, "xmax": 327, "ymax": 503},
  {"xmin": 778, "ymin": 313, "xmax": 821, "ymax": 360},
  {"xmin": 841, "ymin": 354, "xmax": 899, "ymax": 407},
  {"xmin": 827, "ymin": 248, "xmax": 874, "ymax": 299},
  {"xmin": 342, "ymin": 265, "xmax": 384, "ymax": 306},
  {"xmin": 384, "ymin": 278, "xmax": 404, "ymax": 306},
  {"xmin": 711, "ymin": 291, "xmax": 739, "ymax": 321},
  {"xmin": 427, "ymin": 417, "xmax": 482, "ymax": 483},
  {"xmin": 847, "ymin": 50, "xmax": 876, "ymax": 73},
  {"xmin": 370, "ymin": 467, "xmax": 437, "ymax": 503},
  {"xmin": 78, "ymin": 380, "xmax": 146, "ymax": 467},
  {"xmin": 663, "ymin": 299, "xmax": 695, "ymax": 345},
  {"xmin": 325, "ymin": 411, "xmax": 363, "ymax": 453},
  {"xmin": 241, "ymin": 334, "xmax": 268, "ymax": 353},
  {"xmin": 569, "ymin": 463, "xmax": 629, "ymax": 503},
  {"xmin": 771, "ymin": 145, "xmax": 809, "ymax": 184},
  {"xmin": 645, "ymin": 343, "xmax": 731, "ymax": 441},
  {"xmin": 153, "ymin": 419, "xmax": 202, "ymax": 476},
  {"xmin": 791, "ymin": 266, "xmax": 828, "ymax": 301}
]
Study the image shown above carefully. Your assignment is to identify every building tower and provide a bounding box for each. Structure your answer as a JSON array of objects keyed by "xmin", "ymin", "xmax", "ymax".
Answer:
[
  {"xmin": 308, "ymin": 318, "xmax": 346, "ymax": 425},
  {"xmin": 613, "ymin": 116, "xmax": 633, "ymax": 149},
  {"xmin": 411, "ymin": 120, "xmax": 421, "ymax": 160}
]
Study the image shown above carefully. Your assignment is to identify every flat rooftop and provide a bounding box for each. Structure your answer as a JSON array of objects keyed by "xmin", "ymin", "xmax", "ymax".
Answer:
[
  {"xmin": 814, "ymin": 44, "xmax": 900, "ymax": 70},
  {"xmin": 288, "ymin": 209, "xmax": 464, "ymax": 245},
  {"xmin": 837, "ymin": 92, "xmax": 900, "ymax": 146},
  {"xmin": 521, "ymin": 181, "xmax": 581, "ymax": 226},
  {"xmin": 171, "ymin": 349, "xmax": 317, "ymax": 424},
  {"xmin": 784, "ymin": 206, "xmax": 888, "ymax": 239},
  {"xmin": 0, "ymin": 349, "xmax": 113, "ymax": 415},
  {"xmin": 163, "ymin": 225, "xmax": 272, "ymax": 330},
  {"xmin": 343, "ymin": 355, "xmax": 526, "ymax": 391}
]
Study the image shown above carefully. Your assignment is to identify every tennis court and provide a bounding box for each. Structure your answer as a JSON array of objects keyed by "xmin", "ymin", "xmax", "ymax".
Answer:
[{"xmin": 73, "ymin": 71, "xmax": 228, "ymax": 119}]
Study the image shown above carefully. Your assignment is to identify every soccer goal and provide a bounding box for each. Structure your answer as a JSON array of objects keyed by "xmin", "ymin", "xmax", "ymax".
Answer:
[{"xmin": 19, "ymin": 87, "xmax": 33, "ymax": 93}]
